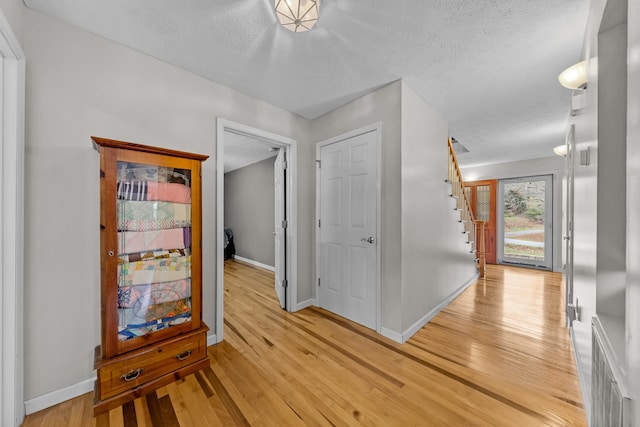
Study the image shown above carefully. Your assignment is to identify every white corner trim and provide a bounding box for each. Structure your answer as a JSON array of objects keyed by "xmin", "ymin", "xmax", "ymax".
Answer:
[
  {"xmin": 401, "ymin": 272, "xmax": 480, "ymax": 343},
  {"xmin": 24, "ymin": 377, "xmax": 95, "ymax": 415},
  {"xmin": 0, "ymin": 7, "xmax": 26, "ymax": 427},
  {"xmin": 232, "ymin": 256, "xmax": 275, "ymax": 272},
  {"xmin": 207, "ymin": 332, "xmax": 218, "ymax": 346},
  {"xmin": 380, "ymin": 327, "xmax": 403, "ymax": 344},
  {"xmin": 295, "ymin": 298, "xmax": 316, "ymax": 311}
]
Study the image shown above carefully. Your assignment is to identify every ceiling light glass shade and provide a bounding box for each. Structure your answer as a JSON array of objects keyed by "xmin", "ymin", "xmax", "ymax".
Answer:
[
  {"xmin": 275, "ymin": 0, "xmax": 320, "ymax": 32},
  {"xmin": 558, "ymin": 60, "xmax": 588, "ymax": 89},
  {"xmin": 553, "ymin": 144, "xmax": 568, "ymax": 156}
]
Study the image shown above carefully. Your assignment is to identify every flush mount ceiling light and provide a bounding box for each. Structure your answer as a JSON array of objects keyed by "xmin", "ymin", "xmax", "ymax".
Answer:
[
  {"xmin": 558, "ymin": 60, "xmax": 588, "ymax": 90},
  {"xmin": 275, "ymin": 0, "xmax": 320, "ymax": 32}
]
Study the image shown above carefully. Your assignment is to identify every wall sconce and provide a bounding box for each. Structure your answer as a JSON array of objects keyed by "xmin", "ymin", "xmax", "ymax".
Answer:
[
  {"xmin": 553, "ymin": 145, "xmax": 568, "ymax": 156},
  {"xmin": 558, "ymin": 60, "xmax": 588, "ymax": 90},
  {"xmin": 275, "ymin": 0, "xmax": 320, "ymax": 32}
]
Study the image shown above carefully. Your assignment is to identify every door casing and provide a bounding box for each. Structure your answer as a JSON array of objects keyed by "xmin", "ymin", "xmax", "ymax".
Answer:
[{"xmin": 216, "ymin": 119, "xmax": 298, "ymax": 343}]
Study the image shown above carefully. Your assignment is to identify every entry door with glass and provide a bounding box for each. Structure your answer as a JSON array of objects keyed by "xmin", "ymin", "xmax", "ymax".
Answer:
[
  {"xmin": 464, "ymin": 180, "xmax": 497, "ymax": 264},
  {"xmin": 498, "ymin": 175, "xmax": 553, "ymax": 270}
]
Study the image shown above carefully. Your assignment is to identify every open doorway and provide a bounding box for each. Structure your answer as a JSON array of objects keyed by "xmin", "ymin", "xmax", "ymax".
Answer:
[
  {"xmin": 498, "ymin": 175, "xmax": 553, "ymax": 270},
  {"xmin": 215, "ymin": 119, "xmax": 297, "ymax": 342}
]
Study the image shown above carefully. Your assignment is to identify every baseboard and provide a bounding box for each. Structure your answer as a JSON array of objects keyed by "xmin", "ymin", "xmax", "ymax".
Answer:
[
  {"xmin": 380, "ymin": 327, "xmax": 403, "ymax": 344},
  {"xmin": 295, "ymin": 298, "xmax": 316, "ymax": 311},
  {"xmin": 232, "ymin": 255, "xmax": 275, "ymax": 272},
  {"xmin": 207, "ymin": 332, "xmax": 218, "ymax": 346},
  {"xmin": 401, "ymin": 272, "xmax": 480, "ymax": 343},
  {"xmin": 24, "ymin": 377, "xmax": 95, "ymax": 415},
  {"xmin": 570, "ymin": 327, "xmax": 591, "ymax": 426}
]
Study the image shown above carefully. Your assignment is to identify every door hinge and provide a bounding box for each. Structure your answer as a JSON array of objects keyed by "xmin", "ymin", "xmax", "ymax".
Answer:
[
  {"xmin": 282, "ymin": 220, "xmax": 288, "ymax": 229},
  {"xmin": 316, "ymin": 159, "xmax": 321, "ymax": 169},
  {"xmin": 282, "ymin": 160, "xmax": 288, "ymax": 170},
  {"xmin": 318, "ymin": 219, "xmax": 321, "ymax": 228},
  {"xmin": 317, "ymin": 278, "xmax": 320, "ymax": 287},
  {"xmin": 282, "ymin": 279, "xmax": 288, "ymax": 289}
]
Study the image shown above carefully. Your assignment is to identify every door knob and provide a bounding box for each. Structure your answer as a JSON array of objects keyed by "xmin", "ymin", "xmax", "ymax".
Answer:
[{"xmin": 361, "ymin": 237, "xmax": 375, "ymax": 244}]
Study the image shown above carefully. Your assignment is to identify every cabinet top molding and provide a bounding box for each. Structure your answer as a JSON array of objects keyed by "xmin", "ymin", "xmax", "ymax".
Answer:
[{"xmin": 91, "ymin": 136, "xmax": 209, "ymax": 162}]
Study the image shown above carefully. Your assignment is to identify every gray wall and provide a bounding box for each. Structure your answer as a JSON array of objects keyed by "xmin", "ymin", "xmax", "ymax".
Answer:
[
  {"xmin": 224, "ymin": 157, "xmax": 276, "ymax": 267},
  {"xmin": 399, "ymin": 83, "xmax": 477, "ymax": 332},
  {"xmin": 19, "ymin": 6, "xmax": 311, "ymax": 401}
]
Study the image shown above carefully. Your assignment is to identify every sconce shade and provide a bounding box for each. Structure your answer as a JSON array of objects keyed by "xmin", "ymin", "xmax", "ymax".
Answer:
[
  {"xmin": 553, "ymin": 144, "xmax": 568, "ymax": 156},
  {"xmin": 275, "ymin": 0, "xmax": 320, "ymax": 32},
  {"xmin": 558, "ymin": 60, "xmax": 588, "ymax": 89}
]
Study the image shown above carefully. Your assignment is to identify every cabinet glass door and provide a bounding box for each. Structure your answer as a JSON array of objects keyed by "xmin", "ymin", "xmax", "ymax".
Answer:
[{"xmin": 115, "ymin": 161, "xmax": 193, "ymax": 341}]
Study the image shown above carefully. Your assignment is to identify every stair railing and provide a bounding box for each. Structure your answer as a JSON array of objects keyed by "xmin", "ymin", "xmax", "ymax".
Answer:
[{"xmin": 446, "ymin": 138, "xmax": 486, "ymax": 277}]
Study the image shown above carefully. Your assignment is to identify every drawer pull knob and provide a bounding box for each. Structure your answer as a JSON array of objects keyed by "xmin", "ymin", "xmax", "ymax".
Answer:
[
  {"xmin": 120, "ymin": 368, "xmax": 143, "ymax": 382},
  {"xmin": 176, "ymin": 350, "xmax": 192, "ymax": 361}
]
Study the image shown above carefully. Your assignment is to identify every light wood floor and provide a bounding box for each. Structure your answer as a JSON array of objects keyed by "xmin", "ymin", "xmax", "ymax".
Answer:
[{"xmin": 22, "ymin": 262, "xmax": 586, "ymax": 426}]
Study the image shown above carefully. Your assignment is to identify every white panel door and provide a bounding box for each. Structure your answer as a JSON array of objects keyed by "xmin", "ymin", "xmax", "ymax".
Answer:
[
  {"xmin": 318, "ymin": 130, "xmax": 377, "ymax": 329},
  {"xmin": 274, "ymin": 148, "xmax": 286, "ymax": 309}
]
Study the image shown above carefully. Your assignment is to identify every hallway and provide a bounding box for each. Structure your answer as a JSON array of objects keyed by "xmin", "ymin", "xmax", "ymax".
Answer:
[{"xmin": 22, "ymin": 262, "xmax": 586, "ymax": 426}]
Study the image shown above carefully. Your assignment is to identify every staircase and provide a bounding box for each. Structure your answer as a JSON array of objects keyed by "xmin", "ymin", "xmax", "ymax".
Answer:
[{"xmin": 445, "ymin": 138, "xmax": 486, "ymax": 277}]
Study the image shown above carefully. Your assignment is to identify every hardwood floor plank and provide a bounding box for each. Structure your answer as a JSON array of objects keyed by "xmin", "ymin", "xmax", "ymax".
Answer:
[
  {"xmin": 21, "ymin": 261, "xmax": 586, "ymax": 426},
  {"xmin": 133, "ymin": 396, "xmax": 152, "ymax": 427},
  {"xmin": 201, "ymin": 366, "xmax": 251, "ymax": 427},
  {"xmin": 108, "ymin": 406, "xmax": 124, "ymax": 427},
  {"xmin": 146, "ymin": 391, "xmax": 180, "ymax": 427},
  {"xmin": 121, "ymin": 400, "xmax": 137, "ymax": 427}
]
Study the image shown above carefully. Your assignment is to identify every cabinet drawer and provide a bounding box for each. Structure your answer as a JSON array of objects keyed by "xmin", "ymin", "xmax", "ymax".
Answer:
[{"xmin": 96, "ymin": 330, "xmax": 206, "ymax": 400}]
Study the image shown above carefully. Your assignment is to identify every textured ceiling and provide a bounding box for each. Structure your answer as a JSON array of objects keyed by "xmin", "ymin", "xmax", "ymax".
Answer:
[{"xmin": 24, "ymin": 0, "xmax": 590, "ymax": 166}]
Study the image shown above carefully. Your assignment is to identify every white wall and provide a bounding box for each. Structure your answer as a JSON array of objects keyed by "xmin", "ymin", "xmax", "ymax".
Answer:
[
  {"xmin": 22, "ymin": 7, "xmax": 311, "ymax": 403},
  {"xmin": 563, "ymin": 0, "xmax": 640, "ymax": 422},
  {"xmin": 625, "ymin": 0, "xmax": 640, "ymax": 421},
  {"xmin": 460, "ymin": 156, "xmax": 564, "ymax": 271},
  {"xmin": 311, "ymin": 81, "xmax": 403, "ymax": 333},
  {"xmin": 400, "ymin": 82, "xmax": 477, "ymax": 332},
  {"xmin": 311, "ymin": 81, "xmax": 478, "ymax": 339}
]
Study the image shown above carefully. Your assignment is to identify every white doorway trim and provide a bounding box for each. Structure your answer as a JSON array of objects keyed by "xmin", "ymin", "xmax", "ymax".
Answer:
[
  {"xmin": 315, "ymin": 122, "xmax": 382, "ymax": 334},
  {"xmin": 215, "ymin": 119, "xmax": 298, "ymax": 343},
  {"xmin": 0, "ymin": 7, "xmax": 25, "ymax": 427}
]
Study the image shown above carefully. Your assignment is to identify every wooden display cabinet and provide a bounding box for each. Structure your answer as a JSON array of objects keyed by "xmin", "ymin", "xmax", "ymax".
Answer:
[{"xmin": 92, "ymin": 137, "xmax": 210, "ymax": 415}]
